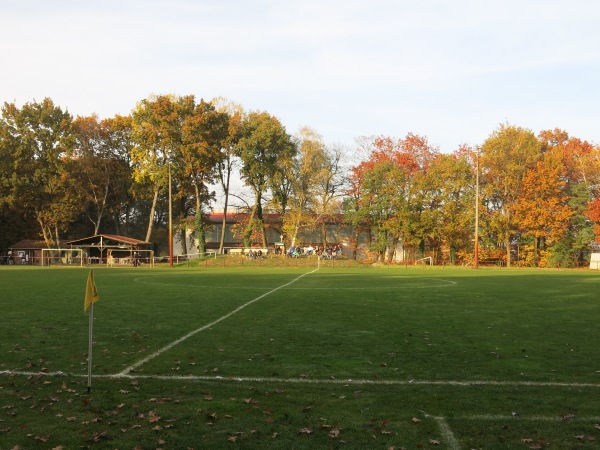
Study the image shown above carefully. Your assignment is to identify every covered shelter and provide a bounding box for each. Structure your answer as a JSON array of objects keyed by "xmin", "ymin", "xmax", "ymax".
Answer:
[
  {"xmin": 66, "ymin": 234, "xmax": 153, "ymax": 267},
  {"xmin": 5, "ymin": 239, "xmax": 47, "ymax": 265}
]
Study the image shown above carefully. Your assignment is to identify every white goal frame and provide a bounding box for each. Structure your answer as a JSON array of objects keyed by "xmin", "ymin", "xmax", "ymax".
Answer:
[{"xmin": 41, "ymin": 248, "xmax": 84, "ymax": 266}]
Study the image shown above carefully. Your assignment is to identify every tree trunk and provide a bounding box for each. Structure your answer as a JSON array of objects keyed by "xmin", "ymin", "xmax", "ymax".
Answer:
[
  {"xmin": 321, "ymin": 219, "xmax": 327, "ymax": 248},
  {"xmin": 194, "ymin": 184, "xmax": 206, "ymax": 254},
  {"xmin": 218, "ymin": 155, "xmax": 233, "ymax": 254},
  {"xmin": 196, "ymin": 213, "xmax": 206, "ymax": 254},
  {"xmin": 36, "ymin": 213, "xmax": 53, "ymax": 248},
  {"xmin": 253, "ymin": 190, "xmax": 268, "ymax": 248},
  {"xmin": 387, "ymin": 236, "xmax": 398, "ymax": 263},
  {"xmin": 244, "ymin": 205, "xmax": 257, "ymax": 248},
  {"xmin": 219, "ymin": 189, "xmax": 230, "ymax": 254},
  {"xmin": 145, "ymin": 183, "xmax": 160, "ymax": 242},
  {"xmin": 505, "ymin": 235, "xmax": 511, "ymax": 267},
  {"xmin": 54, "ymin": 224, "xmax": 61, "ymax": 249}
]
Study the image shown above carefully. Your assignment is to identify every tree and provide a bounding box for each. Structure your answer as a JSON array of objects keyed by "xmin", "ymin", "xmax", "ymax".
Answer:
[
  {"xmin": 0, "ymin": 99, "xmax": 78, "ymax": 248},
  {"xmin": 179, "ymin": 99, "xmax": 229, "ymax": 254},
  {"xmin": 72, "ymin": 114, "xmax": 134, "ymax": 235},
  {"xmin": 344, "ymin": 133, "xmax": 439, "ymax": 262},
  {"xmin": 538, "ymin": 129, "xmax": 598, "ymax": 266},
  {"xmin": 512, "ymin": 149, "xmax": 574, "ymax": 266},
  {"xmin": 481, "ymin": 124, "xmax": 542, "ymax": 266},
  {"xmin": 212, "ymin": 97, "xmax": 244, "ymax": 254},
  {"xmin": 131, "ymin": 95, "xmax": 184, "ymax": 242},
  {"xmin": 236, "ymin": 112, "xmax": 296, "ymax": 248},
  {"xmin": 417, "ymin": 150, "xmax": 476, "ymax": 264},
  {"xmin": 279, "ymin": 127, "xmax": 329, "ymax": 248},
  {"xmin": 101, "ymin": 115, "xmax": 136, "ymax": 236},
  {"xmin": 313, "ymin": 143, "xmax": 346, "ymax": 248}
]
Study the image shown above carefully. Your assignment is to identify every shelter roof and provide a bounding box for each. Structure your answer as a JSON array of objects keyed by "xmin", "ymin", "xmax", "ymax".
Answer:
[
  {"xmin": 9, "ymin": 239, "xmax": 48, "ymax": 250},
  {"xmin": 65, "ymin": 234, "xmax": 149, "ymax": 247}
]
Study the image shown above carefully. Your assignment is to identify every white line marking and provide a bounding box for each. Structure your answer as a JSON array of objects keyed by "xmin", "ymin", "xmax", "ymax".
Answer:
[
  {"xmin": 134, "ymin": 276, "xmax": 457, "ymax": 290},
  {"xmin": 431, "ymin": 416, "xmax": 461, "ymax": 450},
  {"xmin": 459, "ymin": 414, "xmax": 600, "ymax": 422},
  {"xmin": 116, "ymin": 268, "xmax": 319, "ymax": 376},
  {"xmin": 3, "ymin": 370, "xmax": 600, "ymax": 390}
]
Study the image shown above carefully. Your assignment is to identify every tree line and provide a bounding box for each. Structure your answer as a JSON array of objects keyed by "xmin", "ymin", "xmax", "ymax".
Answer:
[
  {"xmin": 0, "ymin": 96, "xmax": 344, "ymax": 256},
  {"xmin": 1, "ymin": 96, "xmax": 599, "ymax": 267},
  {"xmin": 347, "ymin": 127, "xmax": 600, "ymax": 267}
]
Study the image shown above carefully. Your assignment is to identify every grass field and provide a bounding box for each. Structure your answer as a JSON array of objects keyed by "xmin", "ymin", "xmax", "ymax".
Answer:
[{"xmin": 0, "ymin": 263, "xmax": 599, "ymax": 449}]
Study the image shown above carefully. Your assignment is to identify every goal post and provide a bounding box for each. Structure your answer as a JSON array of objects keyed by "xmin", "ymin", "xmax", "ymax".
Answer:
[
  {"xmin": 41, "ymin": 248, "xmax": 84, "ymax": 266},
  {"xmin": 416, "ymin": 256, "xmax": 433, "ymax": 266}
]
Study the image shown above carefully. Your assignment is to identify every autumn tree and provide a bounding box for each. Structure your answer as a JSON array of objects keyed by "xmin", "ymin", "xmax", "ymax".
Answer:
[
  {"xmin": 0, "ymin": 99, "xmax": 79, "ymax": 248},
  {"xmin": 417, "ymin": 150, "xmax": 476, "ymax": 264},
  {"xmin": 179, "ymin": 99, "xmax": 229, "ymax": 254},
  {"xmin": 131, "ymin": 95, "xmax": 185, "ymax": 242},
  {"xmin": 344, "ymin": 133, "xmax": 439, "ymax": 262},
  {"xmin": 538, "ymin": 129, "xmax": 598, "ymax": 266},
  {"xmin": 279, "ymin": 127, "xmax": 331, "ymax": 248},
  {"xmin": 72, "ymin": 114, "xmax": 134, "ymax": 235},
  {"xmin": 212, "ymin": 97, "xmax": 244, "ymax": 254},
  {"xmin": 481, "ymin": 124, "xmax": 542, "ymax": 267},
  {"xmin": 312, "ymin": 143, "xmax": 346, "ymax": 247},
  {"xmin": 512, "ymin": 149, "xmax": 574, "ymax": 266},
  {"xmin": 236, "ymin": 112, "xmax": 296, "ymax": 247}
]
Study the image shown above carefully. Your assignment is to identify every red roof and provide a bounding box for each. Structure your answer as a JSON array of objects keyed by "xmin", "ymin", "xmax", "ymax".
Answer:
[{"xmin": 65, "ymin": 234, "xmax": 149, "ymax": 246}]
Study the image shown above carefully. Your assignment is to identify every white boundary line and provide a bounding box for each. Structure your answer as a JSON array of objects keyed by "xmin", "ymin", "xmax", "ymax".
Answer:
[
  {"xmin": 115, "ymin": 268, "xmax": 319, "ymax": 377},
  {"xmin": 2, "ymin": 370, "xmax": 600, "ymax": 390},
  {"xmin": 429, "ymin": 415, "xmax": 461, "ymax": 450},
  {"xmin": 133, "ymin": 276, "xmax": 457, "ymax": 290}
]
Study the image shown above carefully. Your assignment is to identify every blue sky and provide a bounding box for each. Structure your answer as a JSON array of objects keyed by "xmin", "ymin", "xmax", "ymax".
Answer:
[{"xmin": 2, "ymin": 0, "xmax": 599, "ymax": 153}]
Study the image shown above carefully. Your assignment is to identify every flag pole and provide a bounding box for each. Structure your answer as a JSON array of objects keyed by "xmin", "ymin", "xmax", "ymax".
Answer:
[{"xmin": 87, "ymin": 302, "xmax": 94, "ymax": 393}]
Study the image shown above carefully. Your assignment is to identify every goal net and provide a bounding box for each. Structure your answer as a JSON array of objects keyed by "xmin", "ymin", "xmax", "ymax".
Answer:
[{"xmin": 41, "ymin": 248, "xmax": 84, "ymax": 266}]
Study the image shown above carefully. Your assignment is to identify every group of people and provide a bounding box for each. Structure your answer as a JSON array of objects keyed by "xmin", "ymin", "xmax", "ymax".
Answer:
[
  {"xmin": 247, "ymin": 249, "xmax": 264, "ymax": 259},
  {"xmin": 287, "ymin": 244, "xmax": 342, "ymax": 259},
  {"xmin": 0, "ymin": 251, "xmax": 29, "ymax": 265}
]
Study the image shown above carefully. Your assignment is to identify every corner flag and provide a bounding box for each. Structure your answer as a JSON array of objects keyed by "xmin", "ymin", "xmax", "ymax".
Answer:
[
  {"xmin": 84, "ymin": 268, "xmax": 100, "ymax": 393},
  {"xmin": 84, "ymin": 269, "xmax": 99, "ymax": 313}
]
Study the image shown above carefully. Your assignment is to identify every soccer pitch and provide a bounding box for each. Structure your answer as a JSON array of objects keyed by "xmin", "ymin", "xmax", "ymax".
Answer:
[{"xmin": 0, "ymin": 265, "xmax": 599, "ymax": 449}]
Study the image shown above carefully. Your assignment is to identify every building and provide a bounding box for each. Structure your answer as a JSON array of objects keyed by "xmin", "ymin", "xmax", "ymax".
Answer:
[
  {"xmin": 173, "ymin": 212, "xmax": 375, "ymax": 259},
  {"xmin": 6, "ymin": 234, "xmax": 152, "ymax": 266}
]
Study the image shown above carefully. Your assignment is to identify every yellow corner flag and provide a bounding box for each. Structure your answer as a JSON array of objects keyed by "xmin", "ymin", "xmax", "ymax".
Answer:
[{"xmin": 84, "ymin": 269, "xmax": 99, "ymax": 313}]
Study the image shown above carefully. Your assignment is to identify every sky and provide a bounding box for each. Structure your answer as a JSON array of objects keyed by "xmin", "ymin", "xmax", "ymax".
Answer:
[{"xmin": 2, "ymin": 0, "xmax": 600, "ymax": 155}]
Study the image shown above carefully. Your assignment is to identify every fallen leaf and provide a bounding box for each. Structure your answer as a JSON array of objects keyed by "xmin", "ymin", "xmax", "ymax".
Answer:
[
  {"xmin": 92, "ymin": 431, "xmax": 107, "ymax": 442},
  {"xmin": 228, "ymin": 436, "xmax": 237, "ymax": 442},
  {"xmin": 329, "ymin": 428, "xmax": 341, "ymax": 438},
  {"xmin": 35, "ymin": 435, "xmax": 50, "ymax": 442},
  {"xmin": 429, "ymin": 439, "xmax": 441, "ymax": 445},
  {"xmin": 299, "ymin": 427, "xmax": 313, "ymax": 434},
  {"xmin": 411, "ymin": 417, "xmax": 421, "ymax": 423}
]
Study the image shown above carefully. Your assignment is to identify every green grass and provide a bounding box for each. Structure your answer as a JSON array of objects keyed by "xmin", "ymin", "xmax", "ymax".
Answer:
[{"xmin": 0, "ymin": 265, "xmax": 599, "ymax": 449}]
